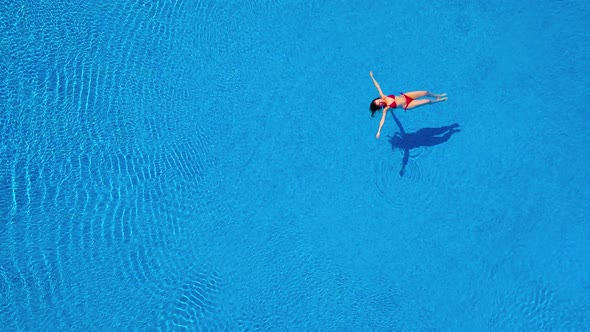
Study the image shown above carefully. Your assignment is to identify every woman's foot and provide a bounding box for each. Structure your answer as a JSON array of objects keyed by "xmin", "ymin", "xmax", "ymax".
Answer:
[{"xmin": 435, "ymin": 96, "xmax": 448, "ymax": 102}]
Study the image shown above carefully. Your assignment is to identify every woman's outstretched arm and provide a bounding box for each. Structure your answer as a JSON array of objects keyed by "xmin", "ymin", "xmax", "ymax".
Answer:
[
  {"xmin": 369, "ymin": 71, "xmax": 386, "ymax": 98},
  {"xmin": 376, "ymin": 106, "xmax": 390, "ymax": 139}
]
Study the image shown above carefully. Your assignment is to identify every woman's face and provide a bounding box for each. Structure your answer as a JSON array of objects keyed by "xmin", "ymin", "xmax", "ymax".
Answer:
[{"xmin": 374, "ymin": 99, "xmax": 385, "ymax": 108}]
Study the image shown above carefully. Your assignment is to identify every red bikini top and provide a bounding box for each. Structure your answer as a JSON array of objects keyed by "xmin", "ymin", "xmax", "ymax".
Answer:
[{"xmin": 387, "ymin": 94, "xmax": 397, "ymax": 108}]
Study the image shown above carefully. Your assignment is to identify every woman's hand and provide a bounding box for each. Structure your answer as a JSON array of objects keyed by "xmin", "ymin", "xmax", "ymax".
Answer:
[
  {"xmin": 376, "ymin": 132, "xmax": 381, "ymax": 139},
  {"xmin": 369, "ymin": 71, "xmax": 374, "ymax": 77}
]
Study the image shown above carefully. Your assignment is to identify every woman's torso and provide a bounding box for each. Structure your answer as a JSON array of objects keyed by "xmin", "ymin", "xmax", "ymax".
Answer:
[{"xmin": 386, "ymin": 94, "xmax": 405, "ymax": 108}]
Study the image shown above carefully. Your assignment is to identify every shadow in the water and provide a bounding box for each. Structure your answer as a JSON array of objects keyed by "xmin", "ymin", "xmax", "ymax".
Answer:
[{"xmin": 388, "ymin": 112, "xmax": 460, "ymax": 177}]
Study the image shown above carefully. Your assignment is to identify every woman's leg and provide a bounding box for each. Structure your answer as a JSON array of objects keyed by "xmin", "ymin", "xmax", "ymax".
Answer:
[
  {"xmin": 403, "ymin": 91, "xmax": 447, "ymax": 99},
  {"xmin": 405, "ymin": 97, "xmax": 447, "ymax": 110},
  {"xmin": 404, "ymin": 99, "xmax": 432, "ymax": 110}
]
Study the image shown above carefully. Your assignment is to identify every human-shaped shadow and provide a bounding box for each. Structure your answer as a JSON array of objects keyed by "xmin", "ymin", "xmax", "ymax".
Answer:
[{"xmin": 388, "ymin": 112, "xmax": 461, "ymax": 177}]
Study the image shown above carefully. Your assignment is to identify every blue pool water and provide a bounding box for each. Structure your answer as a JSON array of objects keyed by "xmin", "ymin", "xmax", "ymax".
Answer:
[{"xmin": 1, "ymin": 0, "xmax": 589, "ymax": 330}]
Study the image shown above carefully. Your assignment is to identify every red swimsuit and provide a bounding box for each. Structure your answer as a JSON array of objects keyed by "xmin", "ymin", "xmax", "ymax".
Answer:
[{"xmin": 387, "ymin": 93, "xmax": 414, "ymax": 110}]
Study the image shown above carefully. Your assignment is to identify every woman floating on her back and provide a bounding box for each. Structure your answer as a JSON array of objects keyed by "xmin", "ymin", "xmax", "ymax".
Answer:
[{"xmin": 369, "ymin": 71, "xmax": 447, "ymax": 139}]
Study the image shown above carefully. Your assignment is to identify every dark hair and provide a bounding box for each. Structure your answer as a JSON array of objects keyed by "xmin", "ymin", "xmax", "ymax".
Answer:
[{"xmin": 369, "ymin": 97, "xmax": 382, "ymax": 117}]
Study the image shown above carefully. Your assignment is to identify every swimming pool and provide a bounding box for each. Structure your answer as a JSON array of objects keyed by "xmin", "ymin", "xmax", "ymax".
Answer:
[{"xmin": 1, "ymin": 0, "xmax": 588, "ymax": 330}]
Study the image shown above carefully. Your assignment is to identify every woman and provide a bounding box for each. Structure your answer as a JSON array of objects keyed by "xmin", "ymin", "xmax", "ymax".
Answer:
[{"xmin": 369, "ymin": 71, "xmax": 447, "ymax": 139}]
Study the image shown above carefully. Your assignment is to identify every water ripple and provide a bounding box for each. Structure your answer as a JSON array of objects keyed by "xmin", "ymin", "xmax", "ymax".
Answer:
[
  {"xmin": 0, "ymin": 0, "xmax": 327, "ymax": 329},
  {"xmin": 374, "ymin": 140, "xmax": 442, "ymax": 209}
]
